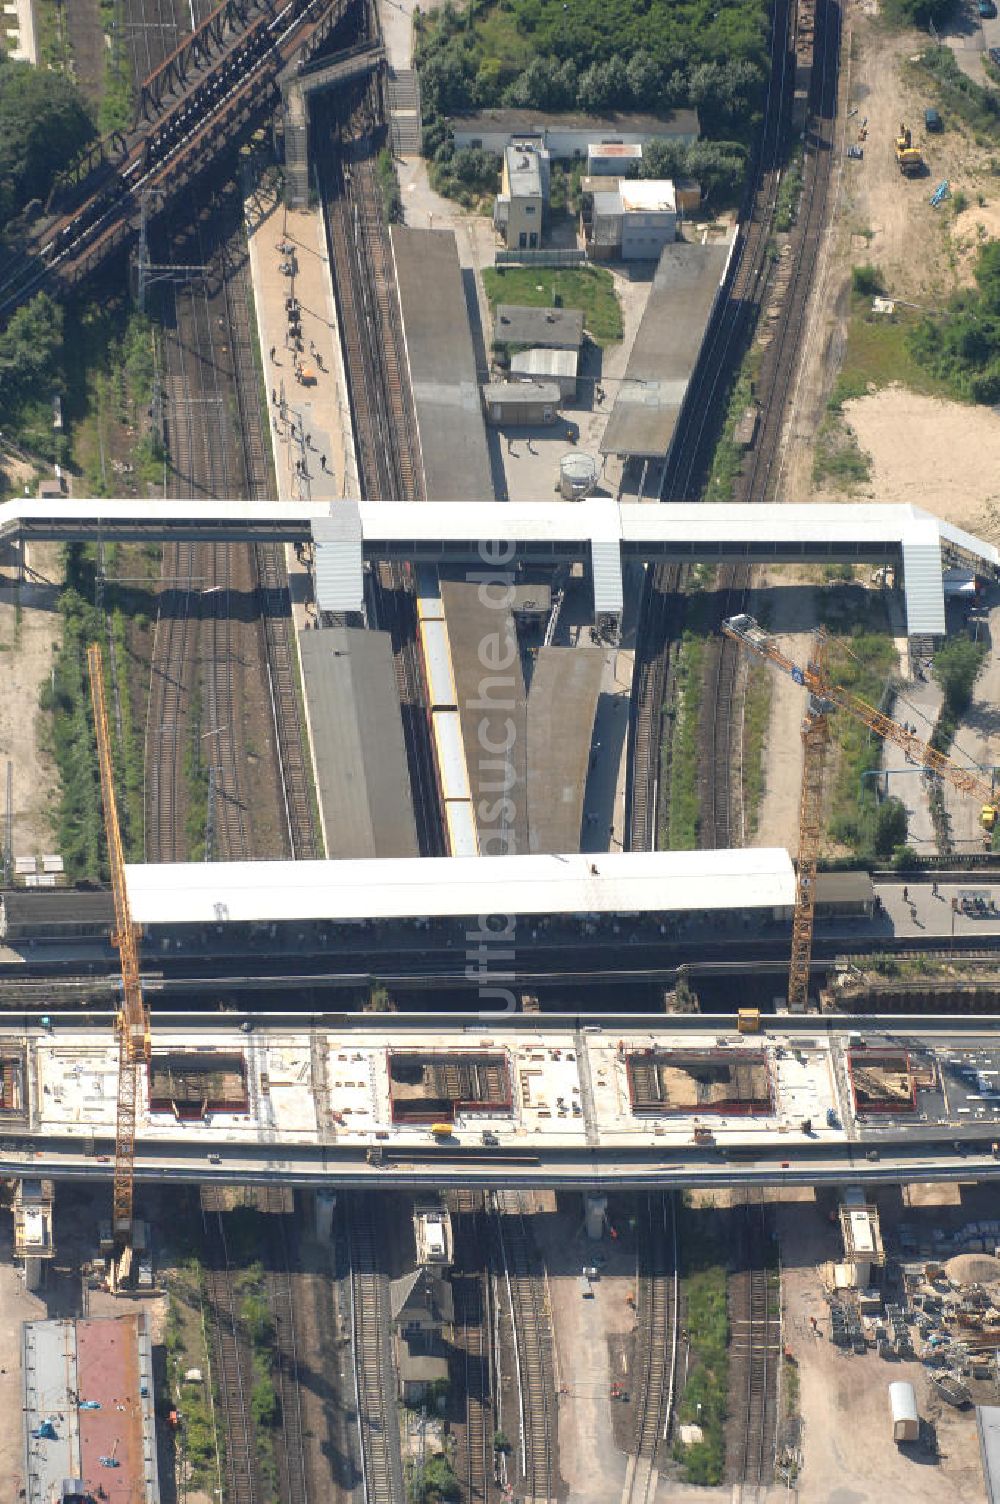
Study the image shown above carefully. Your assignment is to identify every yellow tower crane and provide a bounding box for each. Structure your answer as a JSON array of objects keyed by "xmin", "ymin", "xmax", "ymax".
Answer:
[
  {"xmin": 87, "ymin": 642, "xmax": 151, "ymax": 1258},
  {"xmin": 723, "ymin": 613, "xmax": 998, "ymax": 1013}
]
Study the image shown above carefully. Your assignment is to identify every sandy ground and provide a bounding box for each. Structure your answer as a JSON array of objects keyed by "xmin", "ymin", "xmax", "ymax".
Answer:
[
  {"xmin": 778, "ymin": 1189, "xmax": 985, "ymax": 1504},
  {"xmin": 843, "ymin": 387, "xmax": 1000, "ymax": 528},
  {"xmin": 535, "ymin": 1203, "xmax": 635, "ymax": 1504},
  {"xmin": 778, "ymin": 11, "xmax": 1000, "ymax": 507},
  {"xmin": 0, "ymin": 543, "xmax": 63, "ymax": 861}
]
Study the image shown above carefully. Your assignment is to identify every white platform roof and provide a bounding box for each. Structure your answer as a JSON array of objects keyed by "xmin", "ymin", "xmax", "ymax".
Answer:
[{"xmin": 126, "ymin": 848, "xmax": 796, "ymax": 925}]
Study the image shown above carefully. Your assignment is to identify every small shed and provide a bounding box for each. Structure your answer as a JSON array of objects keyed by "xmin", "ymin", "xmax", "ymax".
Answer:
[
  {"xmin": 483, "ymin": 381, "xmax": 561, "ymax": 427},
  {"xmin": 889, "ymin": 1381, "xmax": 919, "ymax": 1442},
  {"xmin": 814, "ymin": 871, "xmax": 875, "ymax": 918},
  {"xmin": 587, "ymin": 142, "xmax": 642, "ymax": 176},
  {"xmin": 493, "ymin": 304, "xmax": 585, "ymax": 352},
  {"xmin": 510, "ymin": 346, "xmax": 579, "ymax": 400}
]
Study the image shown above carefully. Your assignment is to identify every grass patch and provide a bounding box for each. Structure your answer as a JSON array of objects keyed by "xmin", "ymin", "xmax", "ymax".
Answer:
[
  {"xmin": 481, "ymin": 265, "xmax": 622, "ymax": 345},
  {"xmin": 37, "ymin": 545, "xmax": 150, "ymax": 879},
  {"xmin": 742, "ymin": 662, "xmax": 772, "ymax": 837},
  {"xmin": 673, "ymin": 1201, "xmax": 729, "ymax": 1486},
  {"xmin": 165, "ymin": 1261, "xmax": 224, "ymax": 1495},
  {"xmin": 774, "ymin": 149, "xmax": 804, "ymax": 233},
  {"xmin": 664, "ymin": 630, "xmax": 706, "ymax": 850},
  {"xmin": 184, "ymin": 684, "xmax": 209, "ymax": 861},
  {"xmin": 821, "ymin": 602, "xmax": 899, "ymax": 858},
  {"xmin": 811, "ymin": 412, "xmax": 871, "ymax": 490},
  {"xmin": 835, "ymin": 306, "xmax": 957, "ymax": 400},
  {"xmin": 376, "ymin": 147, "xmax": 403, "ymax": 223}
]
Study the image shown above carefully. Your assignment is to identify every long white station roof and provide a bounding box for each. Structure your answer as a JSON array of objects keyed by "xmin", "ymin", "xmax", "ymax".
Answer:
[{"xmin": 126, "ymin": 849, "xmax": 796, "ymax": 925}]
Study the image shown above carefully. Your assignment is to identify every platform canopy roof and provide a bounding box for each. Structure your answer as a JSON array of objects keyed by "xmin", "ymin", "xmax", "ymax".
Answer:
[{"xmin": 126, "ymin": 849, "xmax": 796, "ymax": 926}]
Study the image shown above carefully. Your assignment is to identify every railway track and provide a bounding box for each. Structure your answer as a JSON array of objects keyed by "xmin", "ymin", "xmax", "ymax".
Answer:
[
  {"xmin": 493, "ymin": 1191, "xmax": 555, "ymax": 1503},
  {"xmin": 220, "ymin": 236, "xmax": 321, "ymax": 858},
  {"xmin": 347, "ymin": 1195, "xmax": 405, "ymax": 1504},
  {"xmin": 727, "ymin": 1192, "xmax": 782, "ymax": 1499},
  {"xmin": 201, "ymin": 1186, "xmax": 260, "ymax": 1504},
  {"xmin": 259, "ymin": 1186, "xmax": 311, "ymax": 1504},
  {"xmin": 698, "ymin": 0, "xmax": 842, "ymax": 852},
  {"xmin": 622, "ymin": 1194, "xmax": 679, "ymax": 1504},
  {"xmin": 625, "ymin": 0, "xmax": 795, "ymax": 854},
  {"xmin": 317, "ymin": 100, "xmax": 443, "ymax": 854},
  {"xmin": 453, "ymin": 1208, "xmax": 493, "ymax": 1504}
]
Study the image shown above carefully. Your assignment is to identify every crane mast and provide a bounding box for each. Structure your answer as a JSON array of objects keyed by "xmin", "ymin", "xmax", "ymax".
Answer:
[
  {"xmin": 87, "ymin": 642, "xmax": 151, "ymax": 1251},
  {"xmin": 723, "ymin": 614, "xmax": 998, "ymax": 1011}
]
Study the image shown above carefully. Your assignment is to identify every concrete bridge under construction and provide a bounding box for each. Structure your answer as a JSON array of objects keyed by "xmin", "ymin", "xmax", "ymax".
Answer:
[{"xmin": 5, "ymin": 1010, "xmax": 1000, "ymax": 1194}]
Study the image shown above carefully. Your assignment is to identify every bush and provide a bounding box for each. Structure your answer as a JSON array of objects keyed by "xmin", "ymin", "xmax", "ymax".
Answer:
[
  {"xmin": 852, "ymin": 263, "xmax": 886, "ymax": 298},
  {"xmin": 874, "ymin": 796, "xmax": 908, "ymax": 856},
  {"xmin": 932, "ymin": 634, "xmax": 986, "ymax": 717},
  {"xmin": 883, "ymin": 0, "xmax": 954, "ymax": 28},
  {"xmin": 909, "ymin": 235, "xmax": 1000, "ymax": 403}
]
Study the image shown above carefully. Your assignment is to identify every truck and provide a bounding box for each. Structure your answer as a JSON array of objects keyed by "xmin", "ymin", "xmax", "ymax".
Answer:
[{"xmin": 889, "ymin": 1381, "xmax": 919, "ymax": 1443}]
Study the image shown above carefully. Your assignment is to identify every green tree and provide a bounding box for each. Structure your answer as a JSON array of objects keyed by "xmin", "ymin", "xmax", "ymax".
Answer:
[
  {"xmin": 0, "ymin": 57, "xmax": 94, "ymax": 226},
  {"xmin": 0, "ymin": 289, "xmax": 63, "ymax": 414},
  {"xmin": 874, "ymin": 796, "xmax": 908, "ymax": 857},
  {"xmin": 933, "ymin": 635, "xmax": 985, "ymax": 718}
]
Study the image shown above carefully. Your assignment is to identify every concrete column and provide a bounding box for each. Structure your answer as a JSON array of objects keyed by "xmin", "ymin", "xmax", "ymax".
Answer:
[
  {"xmin": 315, "ymin": 1190, "xmax": 336, "ymax": 1242},
  {"xmin": 584, "ymin": 1193, "xmax": 607, "ymax": 1241}
]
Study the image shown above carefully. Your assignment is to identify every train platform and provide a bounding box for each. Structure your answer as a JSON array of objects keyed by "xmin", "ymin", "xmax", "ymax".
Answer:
[{"xmin": 246, "ymin": 180, "xmax": 356, "ymax": 632}]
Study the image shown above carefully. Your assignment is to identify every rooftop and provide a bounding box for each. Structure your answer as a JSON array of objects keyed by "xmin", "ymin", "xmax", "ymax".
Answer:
[
  {"xmin": 22, "ymin": 1315, "xmax": 159, "ymax": 1504},
  {"xmin": 448, "ymin": 108, "xmax": 700, "ymax": 140},
  {"xmin": 298, "ymin": 627, "xmax": 418, "ymax": 859},
  {"xmin": 493, "ymin": 304, "xmax": 585, "ymax": 350},
  {"xmin": 601, "ymin": 239, "xmax": 732, "ymax": 460},
  {"xmin": 483, "ymin": 380, "xmax": 562, "ymax": 407},
  {"xmin": 390, "ymin": 227, "xmax": 494, "ymax": 502},
  {"xmin": 505, "ymin": 142, "xmax": 544, "ymax": 197},
  {"xmin": 124, "ymin": 848, "xmax": 796, "ymax": 925},
  {"xmin": 526, "ymin": 647, "xmax": 605, "ymax": 853},
  {"xmin": 620, "ymin": 179, "xmax": 676, "ymax": 214}
]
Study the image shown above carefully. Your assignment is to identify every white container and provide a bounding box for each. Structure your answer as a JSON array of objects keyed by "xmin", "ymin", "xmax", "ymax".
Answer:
[{"xmin": 889, "ymin": 1381, "xmax": 919, "ymax": 1442}]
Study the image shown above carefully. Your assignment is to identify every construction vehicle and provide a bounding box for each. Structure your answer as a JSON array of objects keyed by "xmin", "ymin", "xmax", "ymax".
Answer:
[
  {"xmin": 87, "ymin": 642, "xmax": 151, "ymax": 1272},
  {"xmin": 894, "ymin": 122, "xmax": 923, "ymax": 177},
  {"xmin": 723, "ymin": 614, "xmax": 999, "ymax": 1012}
]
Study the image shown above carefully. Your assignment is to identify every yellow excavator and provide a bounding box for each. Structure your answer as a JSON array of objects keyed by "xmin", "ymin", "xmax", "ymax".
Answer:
[{"xmin": 894, "ymin": 122, "xmax": 923, "ymax": 177}]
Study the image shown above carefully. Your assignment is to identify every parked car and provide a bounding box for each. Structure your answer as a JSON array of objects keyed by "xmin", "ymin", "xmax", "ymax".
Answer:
[
  {"xmin": 924, "ymin": 107, "xmax": 942, "ymax": 132},
  {"xmin": 989, "ymin": 45, "xmax": 1000, "ymax": 66},
  {"xmin": 979, "ymin": 0, "xmax": 996, "ymax": 19}
]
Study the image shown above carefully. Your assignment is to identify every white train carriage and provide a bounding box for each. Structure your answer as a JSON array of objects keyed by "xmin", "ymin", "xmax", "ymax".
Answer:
[
  {"xmin": 432, "ymin": 709, "xmax": 473, "ymax": 802},
  {"xmin": 420, "ymin": 615, "xmax": 458, "ymax": 709},
  {"xmin": 444, "ymin": 799, "xmax": 479, "ymax": 856}
]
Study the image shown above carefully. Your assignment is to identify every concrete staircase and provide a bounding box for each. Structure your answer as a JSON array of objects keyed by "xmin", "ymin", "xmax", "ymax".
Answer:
[{"xmin": 387, "ymin": 67, "xmax": 422, "ymax": 155}]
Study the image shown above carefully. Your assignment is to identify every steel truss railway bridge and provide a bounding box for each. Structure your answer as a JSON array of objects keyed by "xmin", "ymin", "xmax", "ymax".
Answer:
[{"xmin": 3, "ymin": 499, "xmax": 995, "ymax": 639}]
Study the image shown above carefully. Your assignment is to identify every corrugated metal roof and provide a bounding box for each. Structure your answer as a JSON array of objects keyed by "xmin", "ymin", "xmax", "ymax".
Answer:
[
  {"xmin": 313, "ymin": 502, "xmax": 363, "ymax": 613},
  {"xmin": 510, "ymin": 347, "xmax": 579, "ymax": 381},
  {"xmin": 901, "ymin": 518, "xmax": 947, "ymax": 635},
  {"xmin": 125, "ymin": 849, "xmax": 797, "ymax": 925},
  {"xmin": 591, "ymin": 537, "xmax": 624, "ymax": 614}
]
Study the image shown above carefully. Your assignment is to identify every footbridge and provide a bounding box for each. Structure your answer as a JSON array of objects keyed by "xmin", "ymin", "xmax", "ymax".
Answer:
[
  {"xmin": 5, "ymin": 1011, "xmax": 1000, "ymax": 1193},
  {"xmin": 4, "ymin": 498, "xmax": 995, "ymax": 637}
]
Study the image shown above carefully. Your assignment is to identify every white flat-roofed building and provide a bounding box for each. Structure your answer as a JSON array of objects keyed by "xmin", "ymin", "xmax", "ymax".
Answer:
[
  {"xmin": 125, "ymin": 848, "xmax": 797, "ymax": 927},
  {"xmin": 588, "ymin": 142, "xmax": 642, "ymax": 176},
  {"xmin": 588, "ymin": 179, "xmax": 678, "ymax": 260}
]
